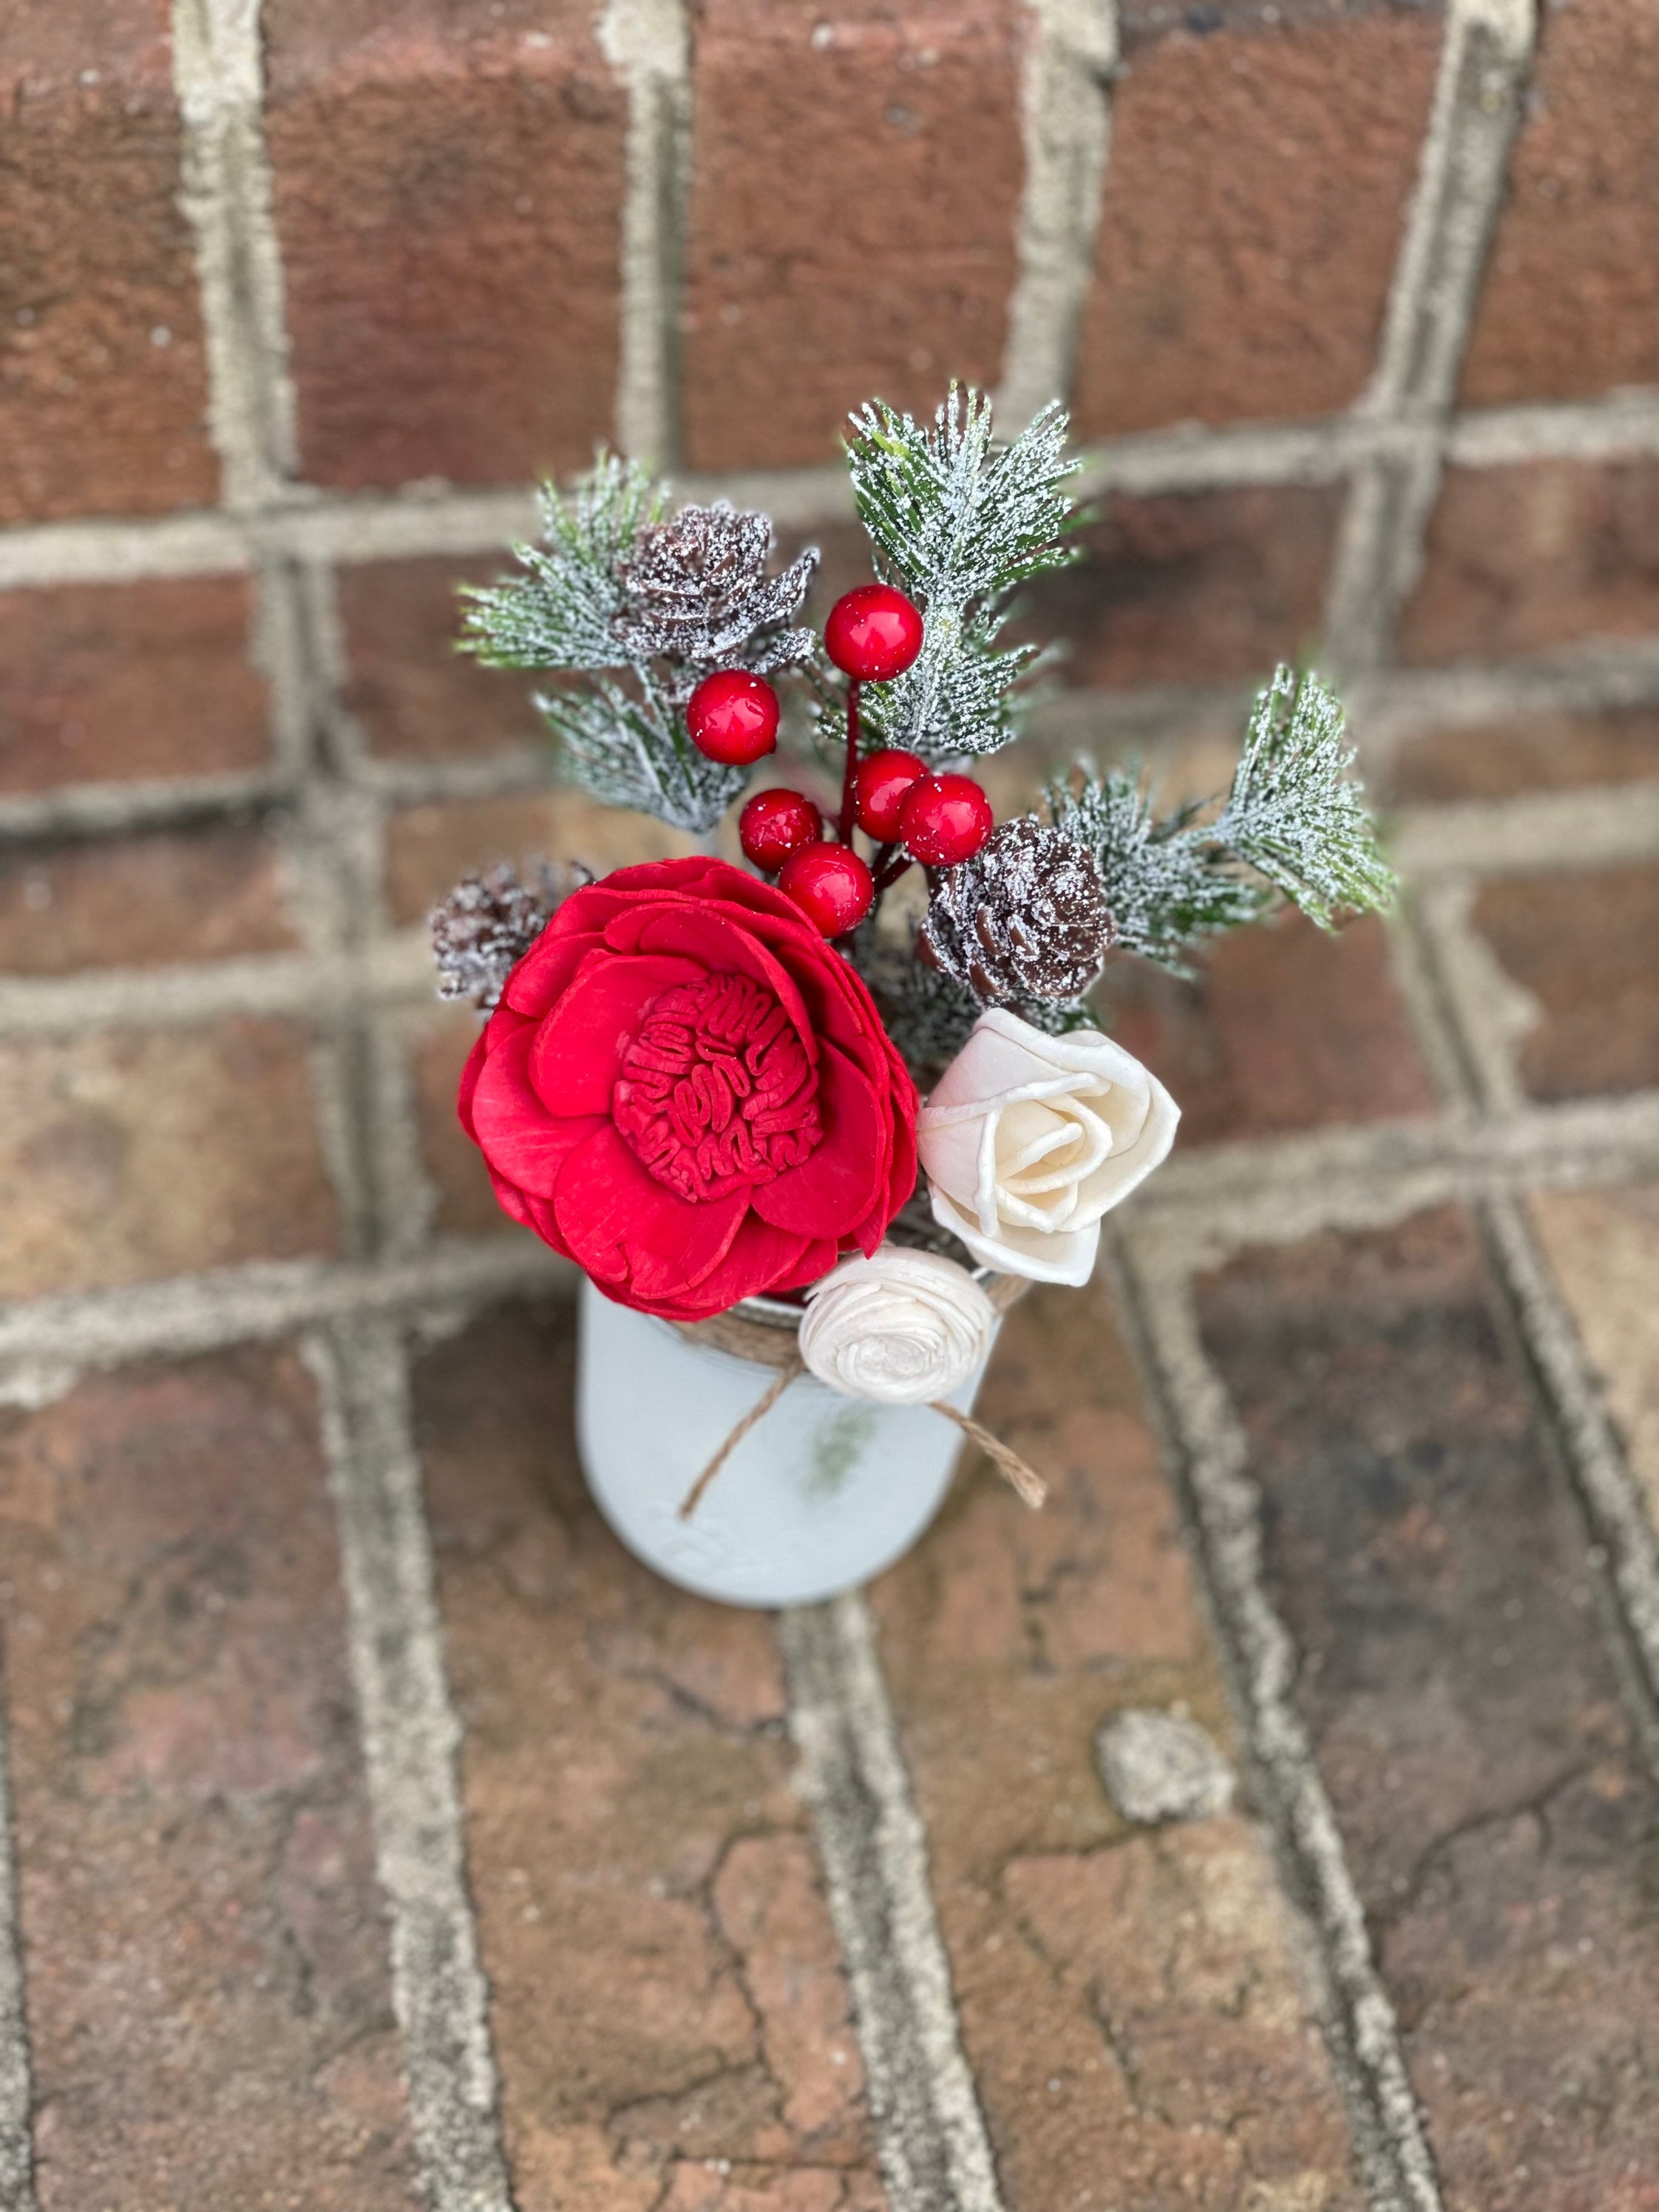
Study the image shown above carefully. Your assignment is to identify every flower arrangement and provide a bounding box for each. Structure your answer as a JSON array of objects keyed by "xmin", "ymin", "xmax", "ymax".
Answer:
[{"xmin": 433, "ymin": 387, "xmax": 1393, "ymax": 1530}]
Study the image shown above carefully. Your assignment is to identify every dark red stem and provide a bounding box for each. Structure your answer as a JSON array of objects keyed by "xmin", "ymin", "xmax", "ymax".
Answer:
[
  {"xmin": 838, "ymin": 680, "xmax": 861, "ymax": 844},
  {"xmin": 871, "ymin": 852, "xmax": 914, "ymax": 897}
]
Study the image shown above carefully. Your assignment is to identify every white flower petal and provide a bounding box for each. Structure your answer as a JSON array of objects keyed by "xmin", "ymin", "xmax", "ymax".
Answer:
[
  {"xmin": 927, "ymin": 1185, "xmax": 1101, "ymax": 1287},
  {"xmin": 800, "ymin": 1246, "xmax": 997, "ymax": 1404},
  {"xmin": 919, "ymin": 1011, "xmax": 1180, "ymax": 1275}
]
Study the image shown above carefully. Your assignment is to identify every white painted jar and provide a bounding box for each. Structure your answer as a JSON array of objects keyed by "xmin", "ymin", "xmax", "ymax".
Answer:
[{"xmin": 575, "ymin": 1275, "xmax": 999, "ymax": 1609}]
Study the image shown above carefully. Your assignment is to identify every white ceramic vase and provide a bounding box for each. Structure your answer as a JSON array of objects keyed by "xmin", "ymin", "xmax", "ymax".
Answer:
[{"xmin": 575, "ymin": 1275, "xmax": 998, "ymax": 1609}]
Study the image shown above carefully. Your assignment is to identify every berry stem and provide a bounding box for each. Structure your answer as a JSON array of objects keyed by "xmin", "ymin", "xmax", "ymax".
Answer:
[
  {"xmin": 838, "ymin": 681, "xmax": 861, "ymax": 844},
  {"xmin": 871, "ymin": 852, "xmax": 914, "ymax": 896}
]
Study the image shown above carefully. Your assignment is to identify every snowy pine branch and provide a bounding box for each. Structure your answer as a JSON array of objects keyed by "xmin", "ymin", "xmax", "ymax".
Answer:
[
  {"xmin": 847, "ymin": 388, "xmax": 1079, "ymax": 763},
  {"xmin": 1045, "ymin": 665, "xmax": 1394, "ymax": 977},
  {"xmin": 460, "ymin": 455, "xmax": 662, "ymax": 671},
  {"xmin": 457, "ymin": 458, "xmax": 815, "ymax": 833},
  {"xmin": 537, "ymin": 671, "xmax": 746, "ymax": 832},
  {"xmin": 1215, "ymin": 666, "xmax": 1395, "ymax": 929},
  {"xmin": 1045, "ymin": 769, "xmax": 1269, "ymax": 977}
]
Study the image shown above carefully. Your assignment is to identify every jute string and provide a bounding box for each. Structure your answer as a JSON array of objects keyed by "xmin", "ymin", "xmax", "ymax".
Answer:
[{"xmin": 674, "ymin": 1274, "xmax": 1047, "ymax": 1520}]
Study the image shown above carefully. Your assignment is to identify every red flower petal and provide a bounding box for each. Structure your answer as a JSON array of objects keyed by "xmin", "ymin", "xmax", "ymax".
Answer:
[
  {"xmin": 456, "ymin": 1027, "xmax": 488, "ymax": 1140},
  {"xmin": 601, "ymin": 905, "xmax": 820, "ymax": 1062},
  {"xmin": 750, "ymin": 1039, "xmax": 886, "ymax": 1243},
  {"xmin": 553, "ymin": 1124, "xmax": 747, "ymax": 1303},
  {"xmin": 471, "ymin": 1022, "xmax": 604, "ymax": 1198},
  {"xmin": 640, "ymin": 1213, "xmax": 818, "ymax": 1320},
  {"xmin": 528, "ymin": 950, "xmax": 703, "ymax": 1116}
]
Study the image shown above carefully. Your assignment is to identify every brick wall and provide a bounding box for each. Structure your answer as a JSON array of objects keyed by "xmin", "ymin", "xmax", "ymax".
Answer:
[{"xmin": 4, "ymin": 0, "xmax": 1658, "ymax": 762}]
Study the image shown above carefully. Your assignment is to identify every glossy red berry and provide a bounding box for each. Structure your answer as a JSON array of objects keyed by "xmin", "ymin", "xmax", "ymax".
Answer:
[
  {"xmin": 739, "ymin": 787, "xmax": 823, "ymax": 873},
  {"xmin": 686, "ymin": 668, "xmax": 780, "ymax": 765},
  {"xmin": 824, "ymin": 586, "xmax": 924, "ymax": 683},
  {"xmin": 898, "ymin": 773, "xmax": 994, "ymax": 867},
  {"xmin": 777, "ymin": 841, "xmax": 875, "ymax": 937},
  {"xmin": 852, "ymin": 748, "xmax": 928, "ymax": 841}
]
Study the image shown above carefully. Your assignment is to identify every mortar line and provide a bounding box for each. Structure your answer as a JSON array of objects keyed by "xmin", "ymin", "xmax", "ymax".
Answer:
[
  {"xmin": 1323, "ymin": 0, "xmax": 1537, "ymax": 673},
  {"xmin": 7, "ymin": 644, "xmax": 1659, "ymax": 855},
  {"xmin": 0, "ymin": 1689, "xmax": 36, "ymax": 2212},
  {"xmin": 12, "ymin": 384, "xmax": 1659, "ymax": 594},
  {"xmin": 169, "ymin": 0, "xmax": 298, "ymax": 511},
  {"xmin": 781, "ymin": 1596, "xmax": 1008, "ymax": 2212},
  {"xmin": 996, "ymin": 0, "xmax": 1116, "ymax": 429},
  {"xmin": 1106, "ymin": 1241, "xmax": 1443, "ymax": 2212},
  {"xmin": 0, "ymin": 1243, "xmax": 570, "ymax": 1387},
  {"xmin": 307, "ymin": 1318, "xmax": 516, "ymax": 2212},
  {"xmin": 600, "ymin": 0, "xmax": 693, "ymax": 467}
]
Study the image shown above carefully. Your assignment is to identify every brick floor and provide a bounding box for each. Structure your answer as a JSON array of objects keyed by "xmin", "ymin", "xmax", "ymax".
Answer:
[
  {"xmin": 1, "ymin": 686, "xmax": 1656, "ymax": 2208},
  {"xmin": 0, "ymin": 1348, "xmax": 418, "ymax": 2209},
  {"xmin": 1197, "ymin": 1210, "xmax": 1659, "ymax": 2210}
]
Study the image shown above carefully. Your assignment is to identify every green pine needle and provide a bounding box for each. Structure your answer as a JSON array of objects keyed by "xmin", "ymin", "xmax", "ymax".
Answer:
[
  {"xmin": 1217, "ymin": 665, "xmax": 1396, "ymax": 929},
  {"xmin": 1045, "ymin": 663, "xmax": 1394, "ymax": 980},
  {"xmin": 845, "ymin": 387, "xmax": 1080, "ymax": 763}
]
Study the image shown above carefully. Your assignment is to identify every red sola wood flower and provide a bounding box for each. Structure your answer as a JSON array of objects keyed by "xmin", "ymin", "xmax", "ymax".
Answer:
[{"xmin": 458, "ymin": 856, "xmax": 918, "ymax": 1320}]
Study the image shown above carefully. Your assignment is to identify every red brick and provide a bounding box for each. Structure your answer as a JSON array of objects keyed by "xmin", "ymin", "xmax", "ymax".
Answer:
[
  {"xmin": 1461, "ymin": 0, "xmax": 1659, "ymax": 407},
  {"xmin": 1197, "ymin": 1207, "xmax": 1659, "ymax": 2208},
  {"xmin": 1073, "ymin": 6, "xmax": 1441, "ymax": 438},
  {"xmin": 1530, "ymin": 1185, "xmax": 1659, "ymax": 1527},
  {"xmin": 1399, "ymin": 458, "xmax": 1659, "ymax": 667},
  {"xmin": 0, "ymin": 826, "xmax": 296, "ymax": 974},
  {"xmin": 1021, "ymin": 484, "xmax": 1342, "ymax": 688},
  {"xmin": 0, "ymin": 1, "xmax": 217, "ymax": 521},
  {"xmin": 407, "ymin": 1000, "xmax": 515, "ymax": 1238},
  {"xmin": 868, "ymin": 1283, "xmax": 1362, "ymax": 2211},
  {"xmin": 1388, "ymin": 706, "xmax": 1659, "ymax": 804},
  {"xmin": 1469, "ymin": 862, "xmax": 1659, "ymax": 1101},
  {"xmin": 0, "ymin": 577, "xmax": 270, "ymax": 794},
  {"xmin": 681, "ymin": 1, "xmax": 1021, "ymax": 473},
  {"xmin": 385, "ymin": 790, "xmax": 694, "ymax": 926},
  {"xmin": 1095, "ymin": 912, "xmax": 1436, "ymax": 1147},
  {"xmin": 413, "ymin": 1300, "xmax": 886, "ymax": 2209},
  {"xmin": 339, "ymin": 554, "xmax": 546, "ymax": 759},
  {"xmin": 0, "ymin": 1019, "xmax": 340, "ymax": 1297},
  {"xmin": 264, "ymin": 0, "xmax": 625, "ymax": 492},
  {"xmin": 0, "ymin": 1346, "xmax": 417, "ymax": 2208}
]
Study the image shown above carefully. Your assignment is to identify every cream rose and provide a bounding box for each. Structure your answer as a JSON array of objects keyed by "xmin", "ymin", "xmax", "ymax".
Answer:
[
  {"xmin": 917, "ymin": 1008, "xmax": 1178, "ymax": 1286},
  {"xmin": 799, "ymin": 1246, "xmax": 997, "ymax": 1404}
]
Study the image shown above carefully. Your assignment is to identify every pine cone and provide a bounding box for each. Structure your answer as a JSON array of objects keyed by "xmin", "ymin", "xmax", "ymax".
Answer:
[
  {"xmin": 614, "ymin": 501, "xmax": 817, "ymax": 694},
  {"xmin": 430, "ymin": 859, "xmax": 588, "ymax": 1009},
  {"xmin": 918, "ymin": 817, "xmax": 1114, "ymax": 1008}
]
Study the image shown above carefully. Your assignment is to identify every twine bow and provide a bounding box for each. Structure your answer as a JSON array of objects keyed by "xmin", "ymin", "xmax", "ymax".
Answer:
[{"xmin": 674, "ymin": 1275, "xmax": 1048, "ymax": 1521}]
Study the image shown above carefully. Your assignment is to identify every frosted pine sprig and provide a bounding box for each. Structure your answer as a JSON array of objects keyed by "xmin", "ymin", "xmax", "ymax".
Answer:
[
  {"xmin": 1216, "ymin": 665, "xmax": 1395, "ymax": 929},
  {"xmin": 1045, "ymin": 664, "xmax": 1394, "ymax": 978},
  {"xmin": 458, "ymin": 465, "xmax": 817, "ymax": 833},
  {"xmin": 846, "ymin": 387, "xmax": 1079, "ymax": 763}
]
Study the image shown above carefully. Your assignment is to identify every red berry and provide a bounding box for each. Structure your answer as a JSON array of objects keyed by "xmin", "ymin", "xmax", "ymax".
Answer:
[
  {"xmin": 824, "ymin": 586, "xmax": 925, "ymax": 683},
  {"xmin": 777, "ymin": 841, "xmax": 875, "ymax": 936},
  {"xmin": 853, "ymin": 747, "xmax": 928, "ymax": 841},
  {"xmin": 740, "ymin": 787, "xmax": 823, "ymax": 873},
  {"xmin": 686, "ymin": 669, "xmax": 780, "ymax": 765},
  {"xmin": 898, "ymin": 773, "xmax": 994, "ymax": 867}
]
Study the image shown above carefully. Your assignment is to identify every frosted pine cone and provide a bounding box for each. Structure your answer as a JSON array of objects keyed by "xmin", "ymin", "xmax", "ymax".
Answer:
[
  {"xmin": 918, "ymin": 817, "xmax": 1113, "ymax": 1008},
  {"xmin": 430, "ymin": 859, "xmax": 587, "ymax": 1009},
  {"xmin": 614, "ymin": 501, "xmax": 818, "ymax": 695}
]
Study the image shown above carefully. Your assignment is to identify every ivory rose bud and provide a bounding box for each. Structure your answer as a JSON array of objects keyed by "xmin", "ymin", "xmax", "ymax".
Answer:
[
  {"xmin": 799, "ymin": 1247, "xmax": 997, "ymax": 1404},
  {"xmin": 918, "ymin": 1008, "xmax": 1178, "ymax": 1286}
]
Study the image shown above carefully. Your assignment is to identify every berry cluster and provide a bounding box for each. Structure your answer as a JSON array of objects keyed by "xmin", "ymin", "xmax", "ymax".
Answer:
[{"xmin": 685, "ymin": 583, "xmax": 994, "ymax": 938}]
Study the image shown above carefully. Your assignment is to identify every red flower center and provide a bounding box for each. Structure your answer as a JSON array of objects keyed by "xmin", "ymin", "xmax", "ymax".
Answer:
[{"xmin": 612, "ymin": 971, "xmax": 822, "ymax": 1204}]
